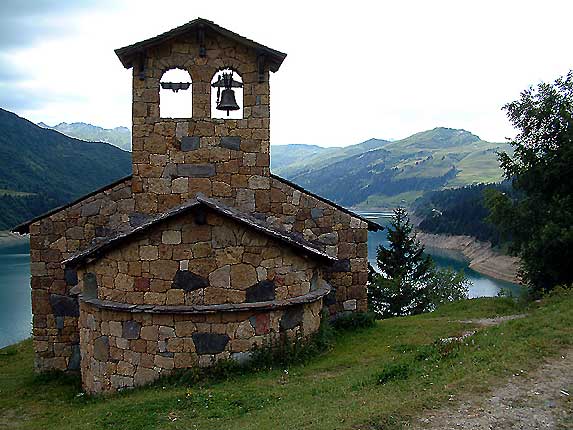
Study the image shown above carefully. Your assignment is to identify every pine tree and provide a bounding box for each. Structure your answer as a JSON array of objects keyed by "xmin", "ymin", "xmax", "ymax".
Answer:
[{"xmin": 368, "ymin": 207, "xmax": 468, "ymax": 318}]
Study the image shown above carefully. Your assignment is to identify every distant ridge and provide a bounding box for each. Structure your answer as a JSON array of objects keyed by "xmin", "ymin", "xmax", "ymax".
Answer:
[
  {"xmin": 38, "ymin": 121, "xmax": 131, "ymax": 151},
  {"xmin": 270, "ymin": 127, "xmax": 509, "ymax": 209}
]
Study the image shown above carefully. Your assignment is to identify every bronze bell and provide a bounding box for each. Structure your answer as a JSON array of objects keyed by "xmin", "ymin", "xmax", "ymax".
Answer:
[{"xmin": 217, "ymin": 88, "xmax": 240, "ymax": 115}]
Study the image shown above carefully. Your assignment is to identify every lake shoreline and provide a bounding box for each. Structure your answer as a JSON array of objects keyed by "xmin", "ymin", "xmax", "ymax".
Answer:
[
  {"xmin": 0, "ymin": 231, "xmax": 28, "ymax": 248},
  {"xmin": 416, "ymin": 232, "xmax": 521, "ymax": 284}
]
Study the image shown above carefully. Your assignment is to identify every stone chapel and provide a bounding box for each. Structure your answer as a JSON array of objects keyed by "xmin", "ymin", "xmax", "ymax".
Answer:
[{"xmin": 13, "ymin": 18, "xmax": 381, "ymax": 394}]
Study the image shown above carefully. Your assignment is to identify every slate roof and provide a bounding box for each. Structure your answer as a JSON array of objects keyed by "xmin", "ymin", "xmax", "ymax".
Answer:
[
  {"xmin": 115, "ymin": 18, "xmax": 287, "ymax": 72},
  {"xmin": 63, "ymin": 194, "xmax": 336, "ymax": 268}
]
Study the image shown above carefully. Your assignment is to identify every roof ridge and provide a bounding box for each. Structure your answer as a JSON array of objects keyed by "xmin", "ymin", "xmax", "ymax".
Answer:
[{"xmin": 114, "ymin": 18, "xmax": 287, "ymax": 72}]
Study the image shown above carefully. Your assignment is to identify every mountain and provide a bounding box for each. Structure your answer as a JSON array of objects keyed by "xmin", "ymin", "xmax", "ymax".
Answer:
[
  {"xmin": 38, "ymin": 122, "xmax": 131, "ymax": 151},
  {"xmin": 271, "ymin": 138, "xmax": 391, "ymax": 177},
  {"xmin": 272, "ymin": 128, "xmax": 510, "ymax": 209},
  {"xmin": 0, "ymin": 108, "xmax": 132, "ymax": 229}
]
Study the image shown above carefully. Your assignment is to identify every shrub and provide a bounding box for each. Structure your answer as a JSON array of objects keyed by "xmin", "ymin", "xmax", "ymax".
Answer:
[{"xmin": 331, "ymin": 312, "xmax": 376, "ymax": 331}]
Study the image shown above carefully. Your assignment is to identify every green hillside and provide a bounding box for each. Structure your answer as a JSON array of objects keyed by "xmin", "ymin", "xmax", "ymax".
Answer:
[
  {"xmin": 38, "ymin": 122, "xmax": 132, "ymax": 151},
  {"xmin": 0, "ymin": 109, "xmax": 132, "ymax": 229},
  {"xmin": 272, "ymin": 128, "xmax": 509, "ymax": 208}
]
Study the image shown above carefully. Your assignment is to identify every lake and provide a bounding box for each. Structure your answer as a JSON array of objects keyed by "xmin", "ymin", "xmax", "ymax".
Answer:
[
  {"xmin": 0, "ymin": 241, "xmax": 31, "ymax": 349},
  {"xmin": 0, "ymin": 217, "xmax": 522, "ymax": 348},
  {"xmin": 365, "ymin": 213, "xmax": 524, "ymax": 298}
]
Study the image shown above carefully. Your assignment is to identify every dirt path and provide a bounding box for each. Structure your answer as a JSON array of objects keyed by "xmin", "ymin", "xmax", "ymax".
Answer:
[
  {"xmin": 455, "ymin": 314, "xmax": 528, "ymax": 327},
  {"xmin": 409, "ymin": 349, "xmax": 573, "ymax": 429}
]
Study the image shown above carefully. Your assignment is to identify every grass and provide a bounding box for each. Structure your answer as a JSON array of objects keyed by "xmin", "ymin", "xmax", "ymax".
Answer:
[{"xmin": 1, "ymin": 292, "xmax": 572, "ymax": 429}]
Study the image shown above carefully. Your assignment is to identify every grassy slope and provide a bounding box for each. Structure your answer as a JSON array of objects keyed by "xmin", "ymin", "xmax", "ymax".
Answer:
[{"xmin": 1, "ymin": 293, "xmax": 572, "ymax": 429}]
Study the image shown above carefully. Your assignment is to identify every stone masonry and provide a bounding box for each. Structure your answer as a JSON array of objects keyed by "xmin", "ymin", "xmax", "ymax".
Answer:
[{"xmin": 13, "ymin": 18, "xmax": 381, "ymax": 393}]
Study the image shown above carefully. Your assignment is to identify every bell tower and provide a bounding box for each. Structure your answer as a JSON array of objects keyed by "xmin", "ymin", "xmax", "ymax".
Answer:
[{"xmin": 115, "ymin": 18, "xmax": 286, "ymax": 215}]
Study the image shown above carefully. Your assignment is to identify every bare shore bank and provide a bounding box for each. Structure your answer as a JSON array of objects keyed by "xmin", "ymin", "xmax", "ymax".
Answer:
[{"xmin": 417, "ymin": 232, "xmax": 521, "ymax": 284}]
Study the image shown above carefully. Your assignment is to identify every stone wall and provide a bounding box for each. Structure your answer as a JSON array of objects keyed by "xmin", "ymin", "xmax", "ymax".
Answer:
[
  {"xmin": 28, "ymin": 178, "xmax": 134, "ymax": 372},
  {"xmin": 267, "ymin": 177, "xmax": 370, "ymax": 314},
  {"xmin": 76, "ymin": 209, "xmax": 323, "ymax": 307},
  {"xmin": 79, "ymin": 299, "xmax": 322, "ymax": 394}
]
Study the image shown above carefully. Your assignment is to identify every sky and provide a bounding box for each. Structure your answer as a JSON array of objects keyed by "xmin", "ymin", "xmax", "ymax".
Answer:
[{"xmin": 1, "ymin": 0, "xmax": 572, "ymax": 147}]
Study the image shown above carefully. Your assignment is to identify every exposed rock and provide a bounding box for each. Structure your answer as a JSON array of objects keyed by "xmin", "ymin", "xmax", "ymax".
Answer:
[
  {"xmin": 180, "ymin": 136, "xmax": 200, "ymax": 151},
  {"xmin": 230, "ymin": 264, "xmax": 258, "ymax": 289},
  {"xmin": 343, "ymin": 299, "xmax": 357, "ymax": 311},
  {"xmin": 83, "ymin": 272, "xmax": 98, "ymax": 298},
  {"xmin": 248, "ymin": 175, "xmax": 270, "ymax": 190},
  {"xmin": 220, "ymin": 136, "xmax": 241, "ymax": 150},
  {"xmin": 49, "ymin": 294, "xmax": 79, "ymax": 317},
  {"xmin": 175, "ymin": 122, "xmax": 189, "ymax": 140},
  {"xmin": 93, "ymin": 336, "xmax": 109, "ymax": 361},
  {"xmin": 171, "ymin": 270, "xmax": 209, "ymax": 291},
  {"xmin": 68, "ymin": 344, "xmax": 81, "ymax": 370},
  {"xmin": 192, "ymin": 332, "xmax": 230, "ymax": 354},
  {"xmin": 64, "ymin": 268, "xmax": 78, "ymax": 286},
  {"xmin": 236, "ymin": 189, "xmax": 255, "ymax": 212},
  {"xmin": 250, "ymin": 313, "xmax": 270, "ymax": 335},
  {"xmin": 245, "ymin": 280, "xmax": 275, "ymax": 302},
  {"xmin": 81, "ymin": 201, "xmax": 101, "ymax": 217},
  {"xmin": 318, "ymin": 232, "xmax": 338, "ymax": 245},
  {"xmin": 122, "ymin": 320, "xmax": 141, "ymax": 339},
  {"xmin": 235, "ymin": 320, "xmax": 255, "ymax": 339},
  {"xmin": 159, "ymin": 325, "xmax": 175, "ymax": 339},
  {"xmin": 134, "ymin": 367, "xmax": 159, "ymax": 386},
  {"xmin": 280, "ymin": 306, "xmax": 303, "ymax": 331},
  {"xmin": 209, "ymin": 265, "xmax": 231, "ymax": 288},
  {"xmin": 139, "ymin": 245, "xmax": 159, "ymax": 260},
  {"xmin": 230, "ymin": 351, "xmax": 252, "ymax": 364},
  {"xmin": 311, "ymin": 208, "xmax": 323, "ymax": 219},
  {"xmin": 177, "ymin": 163, "xmax": 215, "ymax": 177},
  {"xmin": 129, "ymin": 213, "xmax": 150, "ymax": 228},
  {"xmin": 162, "ymin": 230, "xmax": 181, "ymax": 245}
]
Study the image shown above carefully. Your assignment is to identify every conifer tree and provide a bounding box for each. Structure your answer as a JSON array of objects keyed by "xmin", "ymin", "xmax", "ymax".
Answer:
[{"xmin": 368, "ymin": 207, "xmax": 468, "ymax": 317}]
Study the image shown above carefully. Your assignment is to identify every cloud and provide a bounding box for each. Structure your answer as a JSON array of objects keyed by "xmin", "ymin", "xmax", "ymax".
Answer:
[
  {"xmin": 0, "ymin": 81, "xmax": 87, "ymax": 112},
  {"xmin": 0, "ymin": 0, "xmax": 115, "ymax": 51},
  {"xmin": 0, "ymin": 1, "xmax": 118, "ymax": 113}
]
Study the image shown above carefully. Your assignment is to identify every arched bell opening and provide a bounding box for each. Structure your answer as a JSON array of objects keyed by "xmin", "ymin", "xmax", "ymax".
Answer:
[
  {"xmin": 210, "ymin": 68, "xmax": 243, "ymax": 119},
  {"xmin": 160, "ymin": 68, "xmax": 193, "ymax": 118}
]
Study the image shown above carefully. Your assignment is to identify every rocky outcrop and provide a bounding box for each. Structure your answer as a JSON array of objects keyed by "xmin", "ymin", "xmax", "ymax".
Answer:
[{"xmin": 417, "ymin": 232, "xmax": 521, "ymax": 284}]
